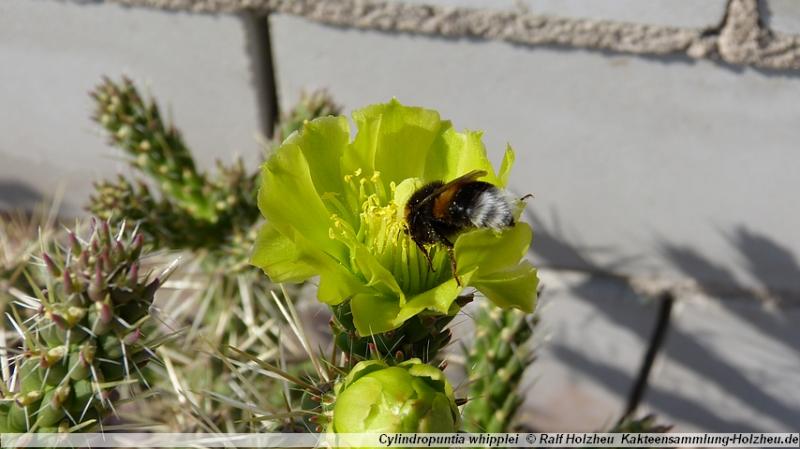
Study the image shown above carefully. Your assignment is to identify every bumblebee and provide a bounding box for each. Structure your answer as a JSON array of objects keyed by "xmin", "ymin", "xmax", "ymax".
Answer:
[{"xmin": 404, "ymin": 169, "xmax": 526, "ymax": 285}]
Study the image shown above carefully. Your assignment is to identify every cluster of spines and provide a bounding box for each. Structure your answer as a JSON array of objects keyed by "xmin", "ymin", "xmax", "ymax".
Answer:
[
  {"xmin": 461, "ymin": 301, "xmax": 536, "ymax": 433},
  {"xmin": 0, "ymin": 220, "xmax": 160, "ymax": 432}
]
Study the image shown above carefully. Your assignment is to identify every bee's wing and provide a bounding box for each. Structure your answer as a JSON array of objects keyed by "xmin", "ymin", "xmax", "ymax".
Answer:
[{"xmin": 420, "ymin": 169, "xmax": 489, "ymax": 205}]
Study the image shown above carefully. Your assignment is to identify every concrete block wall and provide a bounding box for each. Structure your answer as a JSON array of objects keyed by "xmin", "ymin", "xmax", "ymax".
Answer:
[
  {"xmin": 400, "ymin": 0, "xmax": 729, "ymax": 28},
  {"xmin": 2, "ymin": 0, "xmax": 799, "ymax": 432},
  {"xmin": 0, "ymin": 0, "xmax": 270, "ymax": 213}
]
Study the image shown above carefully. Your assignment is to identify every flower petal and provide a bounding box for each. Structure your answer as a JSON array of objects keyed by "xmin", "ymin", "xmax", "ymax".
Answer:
[
  {"xmin": 317, "ymin": 265, "xmax": 370, "ymax": 306},
  {"xmin": 350, "ymin": 292, "xmax": 404, "ymax": 336},
  {"xmin": 250, "ymin": 222, "xmax": 317, "ymax": 282},
  {"xmin": 258, "ymin": 143, "xmax": 347, "ymax": 262},
  {"xmin": 423, "ymin": 129, "xmax": 500, "ymax": 185},
  {"xmin": 454, "ymin": 223, "xmax": 532, "ymax": 277},
  {"xmin": 352, "ymin": 246, "xmax": 403, "ymax": 296},
  {"xmin": 340, "ymin": 359, "xmax": 387, "ymax": 388},
  {"xmin": 471, "ymin": 261, "xmax": 538, "ymax": 312},
  {"xmin": 251, "ymin": 221, "xmax": 367, "ymax": 304},
  {"xmin": 455, "ymin": 223, "xmax": 538, "ymax": 311},
  {"xmin": 290, "ymin": 115, "xmax": 351, "ymax": 199},
  {"xmin": 419, "ymin": 394, "xmax": 459, "ymax": 432},
  {"xmin": 497, "ymin": 145, "xmax": 515, "ymax": 188},
  {"xmin": 350, "ymin": 99, "xmax": 447, "ymax": 186},
  {"xmin": 350, "ymin": 272, "xmax": 473, "ymax": 336},
  {"xmin": 399, "ymin": 272, "xmax": 473, "ymax": 319},
  {"xmin": 333, "ymin": 376, "xmax": 384, "ymax": 432}
]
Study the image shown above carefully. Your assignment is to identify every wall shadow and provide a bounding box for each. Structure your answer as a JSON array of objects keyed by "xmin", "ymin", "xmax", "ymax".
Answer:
[
  {"xmin": 0, "ymin": 180, "xmax": 43, "ymax": 211},
  {"xmin": 527, "ymin": 213, "xmax": 800, "ymax": 431},
  {"xmin": 569, "ymin": 271, "xmax": 799, "ymax": 430},
  {"xmin": 726, "ymin": 225, "xmax": 800, "ymax": 303},
  {"xmin": 659, "ymin": 239, "xmax": 800, "ymax": 353},
  {"xmin": 552, "ymin": 344, "xmax": 764, "ymax": 432},
  {"xmin": 525, "ymin": 209, "xmax": 640, "ymax": 273}
]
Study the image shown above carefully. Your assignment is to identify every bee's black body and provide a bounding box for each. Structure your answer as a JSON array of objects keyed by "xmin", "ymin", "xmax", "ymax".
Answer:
[{"xmin": 404, "ymin": 170, "xmax": 518, "ymax": 282}]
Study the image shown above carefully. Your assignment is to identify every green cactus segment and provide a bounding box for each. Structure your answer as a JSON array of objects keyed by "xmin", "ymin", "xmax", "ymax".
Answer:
[
  {"xmin": 1, "ymin": 220, "xmax": 160, "ymax": 433},
  {"xmin": 461, "ymin": 301, "xmax": 536, "ymax": 433},
  {"xmin": 91, "ymin": 77, "xmax": 215, "ymax": 221},
  {"xmin": 331, "ymin": 359, "xmax": 460, "ymax": 433},
  {"xmin": 88, "ymin": 77, "xmax": 259, "ymax": 253}
]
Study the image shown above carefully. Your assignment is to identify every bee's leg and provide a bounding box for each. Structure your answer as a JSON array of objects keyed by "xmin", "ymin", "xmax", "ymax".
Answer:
[
  {"xmin": 439, "ymin": 236, "xmax": 463, "ymax": 287},
  {"xmin": 519, "ymin": 193, "xmax": 534, "ymax": 201},
  {"xmin": 447, "ymin": 248, "xmax": 463, "ymax": 287},
  {"xmin": 415, "ymin": 241, "xmax": 436, "ymax": 272}
]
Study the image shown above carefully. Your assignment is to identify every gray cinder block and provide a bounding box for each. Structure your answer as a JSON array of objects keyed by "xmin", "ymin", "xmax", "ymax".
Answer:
[{"xmin": 0, "ymin": 0, "xmax": 267, "ymax": 214}]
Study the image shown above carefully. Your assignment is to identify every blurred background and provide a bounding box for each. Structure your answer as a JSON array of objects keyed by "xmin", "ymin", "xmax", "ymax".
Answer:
[{"xmin": 2, "ymin": 0, "xmax": 799, "ymax": 433}]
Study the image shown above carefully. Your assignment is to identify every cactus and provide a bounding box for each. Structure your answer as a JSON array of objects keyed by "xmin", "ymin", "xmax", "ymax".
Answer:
[
  {"xmin": 461, "ymin": 301, "xmax": 537, "ymax": 433},
  {"xmin": 86, "ymin": 77, "xmax": 342, "ymax": 432},
  {"xmin": 90, "ymin": 77, "xmax": 216, "ymax": 222},
  {"xmin": 88, "ymin": 77, "xmax": 339, "ymax": 263},
  {"xmin": 87, "ymin": 77, "xmax": 259, "ymax": 254},
  {"xmin": 0, "ymin": 220, "xmax": 163, "ymax": 433}
]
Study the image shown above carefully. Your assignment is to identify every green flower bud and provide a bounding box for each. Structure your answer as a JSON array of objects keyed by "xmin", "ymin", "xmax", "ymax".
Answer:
[{"xmin": 331, "ymin": 359, "xmax": 460, "ymax": 433}]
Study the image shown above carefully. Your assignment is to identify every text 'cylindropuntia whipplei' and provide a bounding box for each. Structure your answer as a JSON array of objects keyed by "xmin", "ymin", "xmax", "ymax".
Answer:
[{"xmin": 0, "ymin": 220, "xmax": 163, "ymax": 433}]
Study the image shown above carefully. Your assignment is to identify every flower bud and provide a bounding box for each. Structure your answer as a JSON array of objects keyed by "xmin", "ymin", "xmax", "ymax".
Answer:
[{"xmin": 331, "ymin": 359, "xmax": 459, "ymax": 434}]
